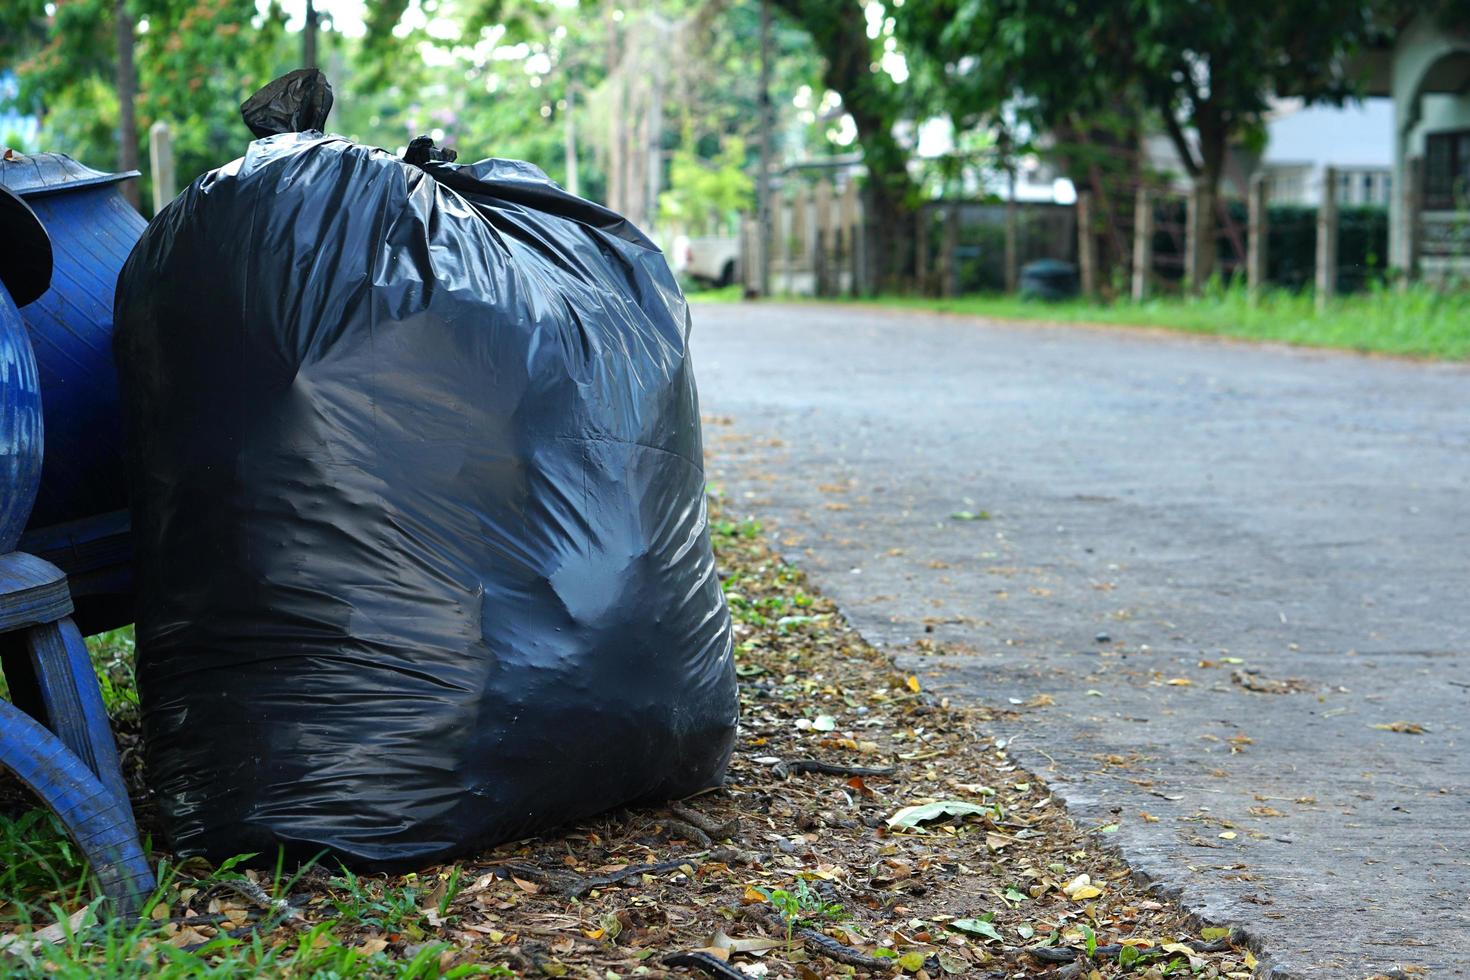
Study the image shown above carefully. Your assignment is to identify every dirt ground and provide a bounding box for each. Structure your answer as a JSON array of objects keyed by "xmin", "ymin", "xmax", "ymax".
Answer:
[{"xmin": 3, "ymin": 500, "xmax": 1256, "ymax": 979}]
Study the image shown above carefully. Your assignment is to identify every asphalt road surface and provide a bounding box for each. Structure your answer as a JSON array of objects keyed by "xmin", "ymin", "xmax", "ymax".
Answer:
[{"xmin": 692, "ymin": 303, "xmax": 1470, "ymax": 978}]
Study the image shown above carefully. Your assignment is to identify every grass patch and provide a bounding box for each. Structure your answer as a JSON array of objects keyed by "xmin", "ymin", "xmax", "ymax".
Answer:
[
  {"xmin": 684, "ymin": 283, "xmax": 743, "ymax": 304},
  {"xmin": 843, "ymin": 282, "xmax": 1470, "ymax": 360}
]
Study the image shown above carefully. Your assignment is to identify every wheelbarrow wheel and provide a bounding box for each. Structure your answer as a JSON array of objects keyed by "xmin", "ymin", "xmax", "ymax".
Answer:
[{"xmin": 0, "ymin": 698, "xmax": 154, "ymax": 919}]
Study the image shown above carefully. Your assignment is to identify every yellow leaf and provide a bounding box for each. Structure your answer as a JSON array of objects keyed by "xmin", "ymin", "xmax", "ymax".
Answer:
[
  {"xmin": 1062, "ymin": 874, "xmax": 1105, "ymax": 900},
  {"xmin": 742, "ymin": 885, "xmax": 768, "ymax": 905},
  {"xmin": 1139, "ymin": 811, "xmax": 1159, "ymax": 823},
  {"xmin": 898, "ymin": 951, "xmax": 926, "ymax": 972},
  {"xmin": 1371, "ymin": 721, "xmax": 1427, "ymax": 734},
  {"xmin": 906, "ymin": 675, "xmax": 922, "ymax": 693},
  {"xmin": 1244, "ymin": 950, "xmax": 1259, "ymax": 969},
  {"xmin": 1218, "ymin": 831, "xmax": 1237, "ymax": 840},
  {"xmin": 691, "ymin": 946, "xmax": 732, "ymax": 962},
  {"xmin": 1166, "ymin": 677, "xmax": 1193, "ymax": 686},
  {"xmin": 583, "ymin": 927, "xmax": 605, "ymax": 940}
]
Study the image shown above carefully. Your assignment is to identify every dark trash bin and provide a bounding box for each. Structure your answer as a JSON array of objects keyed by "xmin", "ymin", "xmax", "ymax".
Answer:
[{"xmin": 1020, "ymin": 258, "xmax": 1079, "ymax": 301}]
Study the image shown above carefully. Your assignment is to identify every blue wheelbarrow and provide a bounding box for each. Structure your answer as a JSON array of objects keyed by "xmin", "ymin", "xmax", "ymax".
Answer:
[{"xmin": 1, "ymin": 185, "xmax": 153, "ymax": 919}]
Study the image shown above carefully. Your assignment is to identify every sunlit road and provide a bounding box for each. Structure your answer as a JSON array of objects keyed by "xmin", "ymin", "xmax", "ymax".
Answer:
[{"xmin": 693, "ymin": 302, "xmax": 1470, "ymax": 978}]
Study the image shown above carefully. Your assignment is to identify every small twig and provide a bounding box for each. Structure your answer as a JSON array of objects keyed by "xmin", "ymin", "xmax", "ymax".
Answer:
[
  {"xmin": 669, "ymin": 802, "xmax": 740, "ymax": 840},
  {"xmin": 745, "ymin": 906, "xmax": 892, "ymax": 971},
  {"xmin": 169, "ymin": 911, "xmax": 265, "ymax": 927},
  {"xmin": 218, "ymin": 877, "xmax": 303, "ymax": 923},
  {"xmin": 663, "ymin": 951, "xmax": 751, "ymax": 979},
  {"xmin": 773, "ymin": 759, "xmax": 897, "ymax": 779},
  {"xmin": 492, "ymin": 856, "xmax": 704, "ymax": 899},
  {"xmin": 661, "ymin": 818, "xmax": 714, "ymax": 848},
  {"xmin": 1029, "ymin": 945, "xmax": 1086, "ymax": 964}
]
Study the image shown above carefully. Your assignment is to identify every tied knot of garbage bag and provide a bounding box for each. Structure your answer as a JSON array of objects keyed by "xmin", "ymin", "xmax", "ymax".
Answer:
[
  {"xmin": 404, "ymin": 135, "xmax": 458, "ymax": 166},
  {"xmin": 240, "ymin": 68, "xmax": 333, "ymax": 139}
]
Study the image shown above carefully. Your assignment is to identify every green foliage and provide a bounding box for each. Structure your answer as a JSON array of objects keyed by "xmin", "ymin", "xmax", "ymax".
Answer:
[
  {"xmin": 758, "ymin": 878, "xmax": 847, "ymax": 939},
  {"xmin": 86, "ymin": 628, "xmax": 140, "ymax": 719},
  {"xmin": 0, "ymin": 822, "xmax": 505, "ymax": 978},
  {"xmin": 897, "ymin": 0, "xmax": 1385, "ymax": 189},
  {"xmin": 1, "ymin": 0, "xmax": 292, "ymax": 214},
  {"xmin": 0, "ymin": 810, "xmax": 92, "ymax": 923},
  {"xmin": 659, "ymin": 137, "xmax": 753, "ymax": 235}
]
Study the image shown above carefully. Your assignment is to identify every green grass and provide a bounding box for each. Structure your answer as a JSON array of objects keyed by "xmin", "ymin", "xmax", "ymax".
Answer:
[
  {"xmin": 2, "ymin": 626, "xmax": 509, "ymax": 978},
  {"xmin": 848, "ymin": 282, "xmax": 1470, "ymax": 360},
  {"xmin": 685, "ymin": 283, "xmax": 743, "ymax": 304},
  {"xmin": 0, "ymin": 628, "xmax": 136, "ymax": 710}
]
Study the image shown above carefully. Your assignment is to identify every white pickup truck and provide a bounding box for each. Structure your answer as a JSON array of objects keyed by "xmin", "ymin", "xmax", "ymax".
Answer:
[{"xmin": 671, "ymin": 234, "xmax": 741, "ymax": 287}]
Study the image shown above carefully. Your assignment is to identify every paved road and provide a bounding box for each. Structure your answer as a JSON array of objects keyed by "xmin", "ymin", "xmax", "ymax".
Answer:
[{"xmin": 692, "ymin": 303, "xmax": 1470, "ymax": 978}]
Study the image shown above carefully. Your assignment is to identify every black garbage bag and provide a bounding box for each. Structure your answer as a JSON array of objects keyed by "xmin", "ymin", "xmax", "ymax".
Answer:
[{"xmin": 114, "ymin": 95, "xmax": 736, "ymax": 869}]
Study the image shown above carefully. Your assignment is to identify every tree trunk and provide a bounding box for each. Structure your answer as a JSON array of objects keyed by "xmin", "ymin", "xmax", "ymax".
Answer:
[
  {"xmin": 771, "ymin": 0, "xmax": 916, "ymax": 291},
  {"xmin": 563, "ymin": 86, "xmax": 579, "ymax": 197},
  {"xmin": 114, "ymin": 0, "xmax": 139, "ymax": 210},
  {"xmin": 860, "ymin": 168, "xmax": 910, "ymax": 293},
  {"xmin": 603, "ymin": 1, "xmax": 625, "ymax": 214},
  {"xmin": 304, "ymin": 0, "xmax": 318, "ymax": 68},
  {"xmin": 1187, "ymin": 104, "xmax": 1228, "ymax": 292}
]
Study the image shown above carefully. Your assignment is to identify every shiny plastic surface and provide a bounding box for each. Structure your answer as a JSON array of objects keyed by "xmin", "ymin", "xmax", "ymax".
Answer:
[
  {"xmin": 114, "ymin": 131, "xmax": 737, "ymax": 868},
  {"xmin": 0, "ymin": 153, "xmax": 144, "ymax": 532},
  {"xmin": 0, "ymin": 281, "xmax": 43, "ymax": 553}
]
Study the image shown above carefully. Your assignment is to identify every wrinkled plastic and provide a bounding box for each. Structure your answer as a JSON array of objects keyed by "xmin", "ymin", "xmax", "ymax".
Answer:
[
  {"xmin": 239, "ymin": 68, "xmax": 333, "ymax": 139},
  {"xmin": 114, "ymin": 129, "xmax": 737, "ymax": 869}
]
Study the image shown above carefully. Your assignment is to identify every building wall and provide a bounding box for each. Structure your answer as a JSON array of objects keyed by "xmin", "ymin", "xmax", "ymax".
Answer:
[
  {"xmin": 1264, "ymin": 163, "xmax": 1393, "ymax": 206},
  {"xmin": 1388, "ymin": 16, "xmax": 1470, "ymax": 269}
]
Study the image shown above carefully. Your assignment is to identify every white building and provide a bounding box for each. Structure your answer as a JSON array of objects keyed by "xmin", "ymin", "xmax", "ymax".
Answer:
[
  {"xmin": 1355, "ymin": 13, "xmax": 1470, "ymax": 277},
  {"xmin": 1257, "ymin": 98, "xmax": 1394, "ymax": 207}
]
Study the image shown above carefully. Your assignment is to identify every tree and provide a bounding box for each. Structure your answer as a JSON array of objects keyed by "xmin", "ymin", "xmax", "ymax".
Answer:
[
  {"xmin": 898, "ymin": 0, "xmax": 1383, "ymax": 289},
  {"xmin": 769, "ymin": 0, "xmax": 918, "ymax": 290},
  {"xmin": 659, "ymin": 136, "xmax": 753, "ymax": 235},
  {"xmin": 898, "ymin": 0, "xmax": 1149, "ymax": 290},
  {"xmin": 2, "ymin": 0, "xmax": 290, "ymax": 214},
  {"xmin": 1131, "ymin": 0, "xmax": 1378, "ymax": 287}
]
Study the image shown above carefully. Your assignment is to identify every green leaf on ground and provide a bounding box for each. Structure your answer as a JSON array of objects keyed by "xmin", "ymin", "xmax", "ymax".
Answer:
[
  {"xmin": 949, "ymin": 918, "xmax": 1003, "ymax": 943},
  {"xmin": 886, "ymin": 800, "xmax": 991, "ymax": 829}
]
